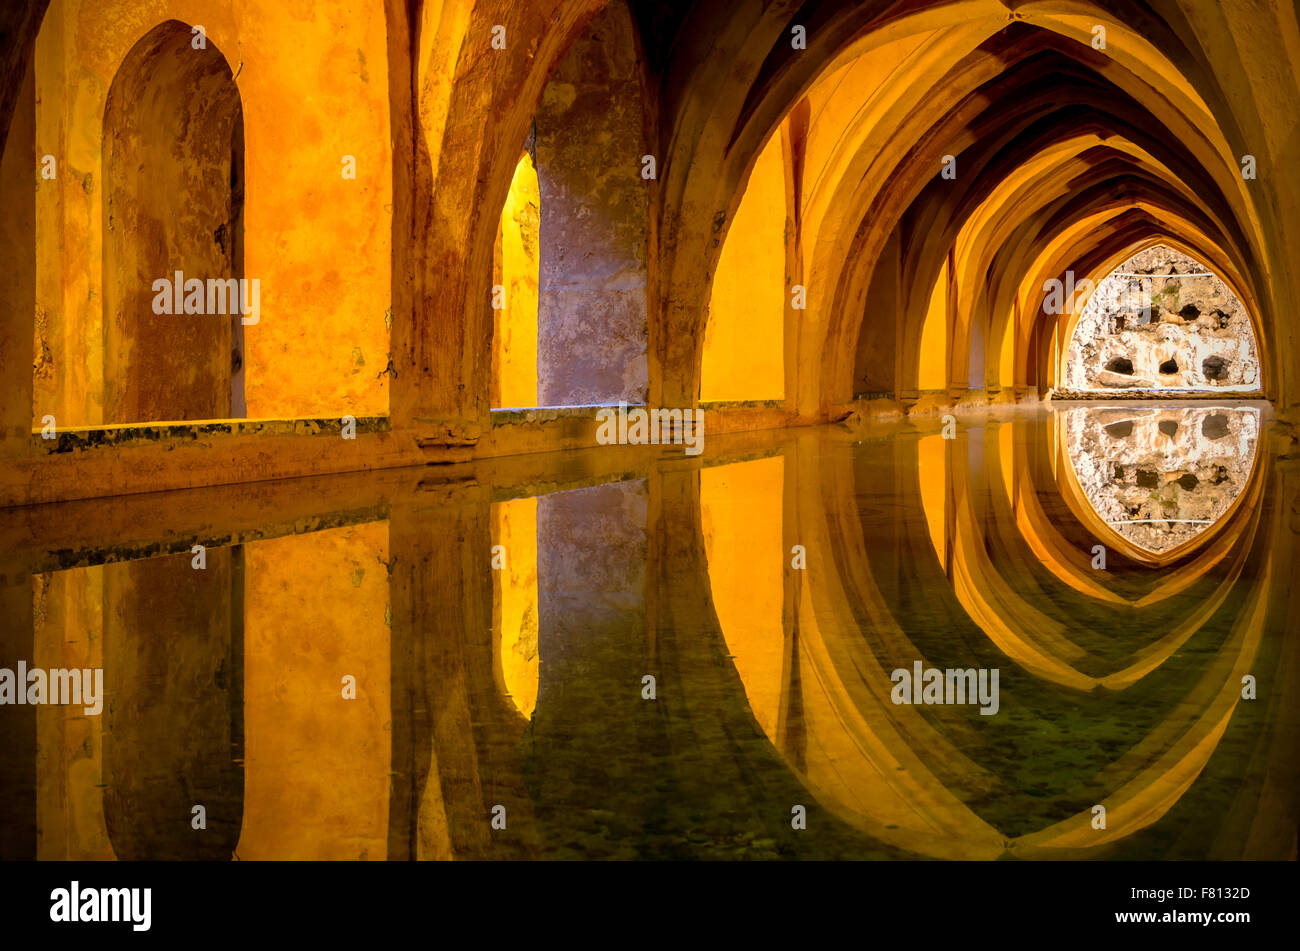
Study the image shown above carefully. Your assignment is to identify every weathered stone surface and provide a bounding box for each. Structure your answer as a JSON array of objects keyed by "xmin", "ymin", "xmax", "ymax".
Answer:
[
  {"xmin": 534, "ymin": 3, "xmax": 649, "ymax": 407},
  {"xmin": 1065, "ymin": 246, "xmax": 1260, "ymax": 393},
  {"xmin": 1065, "ymin": 405, "xmax": 1259, "ymax": 553}
]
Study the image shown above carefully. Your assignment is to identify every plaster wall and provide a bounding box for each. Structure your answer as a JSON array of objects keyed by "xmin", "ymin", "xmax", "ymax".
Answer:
[{"xmin": 30, "ymin": 0, "xmax": 392, "ymax": 427}]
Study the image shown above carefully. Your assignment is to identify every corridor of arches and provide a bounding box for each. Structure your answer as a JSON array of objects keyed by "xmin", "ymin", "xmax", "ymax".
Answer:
[
  {"xmin": 2, "ymin": 0, "xmax": 1300, "ymax": 867},
  {"xmin": 0, "ymin": 0, "xmax": 1296, "ymax": 504}
]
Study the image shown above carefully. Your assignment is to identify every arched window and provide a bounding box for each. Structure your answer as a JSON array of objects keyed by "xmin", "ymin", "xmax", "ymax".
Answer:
[{"xmin": 1063, "ymin": 245, "xmax": 1260, "ymax": 394}]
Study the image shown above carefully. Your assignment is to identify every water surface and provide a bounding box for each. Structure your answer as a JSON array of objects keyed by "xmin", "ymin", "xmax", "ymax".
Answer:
[{"xmin": 4, "ymin": 402, "xmax": 1296, "ymax": 860}]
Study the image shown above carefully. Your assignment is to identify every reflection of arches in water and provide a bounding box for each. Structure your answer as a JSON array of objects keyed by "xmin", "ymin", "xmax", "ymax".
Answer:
[
  {"xmin": 103, "ymin": 548, "xmax": 244, "ymax": 860},
  {"xmin": 387, "ymin": 500, "xmax": 541, "ymax": 861},
  {"xmin": 236, "ymin": 523, "xmax": 391, "ymax": 860},
  {"xmin": 988, "ymin": 418, "xmax": 1252, "ymax": 607},
  {"xmin": 102, "ymin": 20, "xmax": 245, "ymax": 424},
  {"xmin": 700, "ymin": 427, "xmax": 1289, "ymax": 858},
  {"xmin": 701, "ymin": 455, "xmax": 788, "ymax": 743},
  {"xmin": 915, "ymin": 415, "xmax": 1267, "ymax": 689},
  {"xmin": 39, "ymin": 524, "xmax": 395, "ymax": 860}
]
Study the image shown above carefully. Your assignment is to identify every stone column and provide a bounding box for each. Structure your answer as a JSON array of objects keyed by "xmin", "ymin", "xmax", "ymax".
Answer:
[{"xmin": 0, "ymin": 58, "xmax": 34, "ymax": 456}]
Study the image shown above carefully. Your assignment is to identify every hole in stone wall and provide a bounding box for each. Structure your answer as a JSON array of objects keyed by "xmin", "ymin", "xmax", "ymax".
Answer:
[
  {"xmin": 1177, "ymin": 473, "xmax": 1199, "ymax": 490},
  {"xmin": 1158, "ymin": 359, "xmax": 1179, "ymax": 375},
  {"xmin": 1202, "ymin": 355, "xmax": 1229, "ymax": 381},
  {"xmin": 1202, "ymin": 413, "xmax": 1230, "ymax": 439},
  {"xmin": 1104, "ymin": 419, "xmax": 1134, "ymax": 438},
  {"xmin": 1158, "ymin": 420, "xmax": 1179, "ymax": 437},
  {"xmin": 1105, "ymin": 356, "xmax": 1134, "ymax": 375}
]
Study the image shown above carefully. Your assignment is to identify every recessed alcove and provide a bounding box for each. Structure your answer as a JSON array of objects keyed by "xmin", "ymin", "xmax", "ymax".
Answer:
[{"xmin": 102, "ymin": 21, "xmax": 244, "ymax": 424}]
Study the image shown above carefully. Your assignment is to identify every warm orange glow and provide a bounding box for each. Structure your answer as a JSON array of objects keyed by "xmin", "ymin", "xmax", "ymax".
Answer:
[
  {"xmin": 34, "ymin": 569, "xmax": 113, "ymax": 859},
  {"xmin": 492, "ymin": 154, "xmax": 541, "ymax": 409},
  {"xmin": 700, "ymin": 456, "xmax": 785, "ymax": 740},
  {"xmin": 237, "ymin": 524, "xmax": 391, "ymax": 859},
  {"xmin": 997, "ymin": 421, "xmax": 1014, "ymax": 511},
  {"xmin": 30, "ymin": 1, "xmax": 393, "ymax": 426},
  {"xmin": 5, "ymin": 0, "xmax": 1298, "ymax": 875},
  {"xmin": 999, "ymin": 317, "xmax": 1015, "ymax": 392},
  {"xmin": 493, "ymin": 497, "xmax": 539, "ymax": 719},
  {"xmin": 918, "ymin": 259, "xmax": 949, "ymax": 391},
  {"xmin": 701, "ymin": 137, "xmax": 786, "ymax": 402},
  {"xmin": 917, "ymin": 433, "xmax": 948, "ymax": 567}
]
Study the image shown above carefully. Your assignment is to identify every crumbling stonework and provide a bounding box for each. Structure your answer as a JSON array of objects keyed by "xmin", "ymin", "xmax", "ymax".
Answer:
[
  {"xmin": 1065, "ymin": 405, "xmax": 1259, "ymax": 553},
  {"xmin": 1064, "ymin": 246, "xmax": 1259, "ymax": 392}
]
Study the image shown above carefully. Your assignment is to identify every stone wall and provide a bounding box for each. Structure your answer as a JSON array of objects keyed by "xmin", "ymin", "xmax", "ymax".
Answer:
[{"xmin": 1064, "ymin": 246, "xmax": 1259, "ymax": 392}]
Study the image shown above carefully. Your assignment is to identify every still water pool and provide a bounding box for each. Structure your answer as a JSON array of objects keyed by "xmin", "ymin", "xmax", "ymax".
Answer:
[{"xmin": 4, "ymin": 401, "xmax": 1296, "ymax": 860}]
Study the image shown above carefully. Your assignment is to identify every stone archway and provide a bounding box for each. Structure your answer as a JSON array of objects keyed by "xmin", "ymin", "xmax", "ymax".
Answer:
[
  {"xmin": 98, "ymin": 23, "xmax": 248, "ymax": 861},
  {"xmin": 102, "ymin": 20, "xmax": 244, "ymax": 424}
]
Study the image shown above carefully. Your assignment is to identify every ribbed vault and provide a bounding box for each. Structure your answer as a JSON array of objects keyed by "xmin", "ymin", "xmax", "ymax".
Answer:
[{"xmin": 674, "ymin": 1, "xmax": 1296, "ymax": 419}]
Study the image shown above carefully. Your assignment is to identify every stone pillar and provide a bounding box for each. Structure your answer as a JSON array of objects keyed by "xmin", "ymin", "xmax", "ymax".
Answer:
[
  {"xmin": 534, "ymin": 1, "xmax": 649, "ymax": 406},
  {"xmin": 0, "ymin": 58, "xmax": 34, "ymax": 455}
]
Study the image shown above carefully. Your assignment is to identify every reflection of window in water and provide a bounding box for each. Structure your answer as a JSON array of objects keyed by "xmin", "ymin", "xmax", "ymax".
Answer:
[{"xmin": 1064, "ymin": 406, "xmax": 1259, "ymax": 554}]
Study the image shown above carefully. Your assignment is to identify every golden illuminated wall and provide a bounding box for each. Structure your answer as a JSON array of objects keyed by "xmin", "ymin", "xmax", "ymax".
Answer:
[
  {"xmin": 918, "ymin": 258, "xmax": 950, "ymax": 391},
  {"xmin": 1000, "ymin": 313, "xmax": 1016, "ymax": 392},
  {"xmin": 238, "ymin": 523, "xmax": 391, "ymax": 859},
  {"xmin": 492, "ymin": 154, "xmax": 541, "ymax": 409},
  {"xmin": 31, "ymin": 0, "xmax": 392, "ymax": 426},
  {"xmin": 701, "ymin": 135, "xmax": 787, "ymax": 403},
  {"xmin": 700, "ymin": 456, "xmax": 786, "ymax": 740}
]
